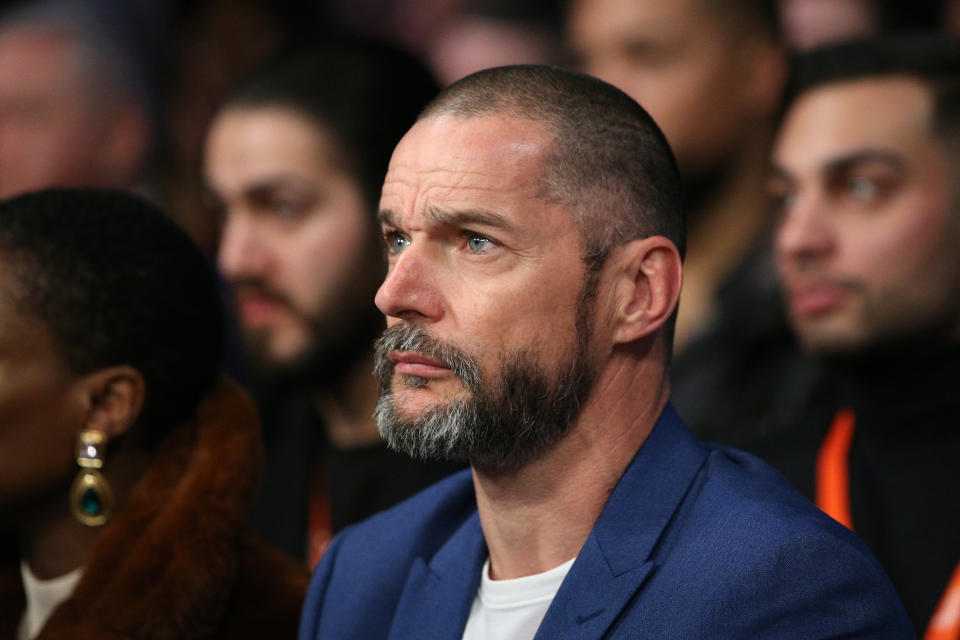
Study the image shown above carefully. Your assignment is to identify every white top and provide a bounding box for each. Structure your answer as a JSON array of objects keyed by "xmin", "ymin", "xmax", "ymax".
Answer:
[
  {"xmin": 461, "ymin": 556, "xmax": 575, "ymax": 640},
  {"xmin": 17, "ymin": 561, "xmax": 82, "ymax": 640}
]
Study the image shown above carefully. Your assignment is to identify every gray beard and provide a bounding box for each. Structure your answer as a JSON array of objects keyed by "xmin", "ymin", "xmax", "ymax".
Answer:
[{"xmin": 373, "ymin": 319, "xmax": 595, "ymax": 475}]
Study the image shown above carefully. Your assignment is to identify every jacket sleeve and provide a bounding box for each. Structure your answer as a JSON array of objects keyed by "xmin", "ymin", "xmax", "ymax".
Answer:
[{"xmin": 692, "ymin": 527, "xmax": 916, "ymax": 640}]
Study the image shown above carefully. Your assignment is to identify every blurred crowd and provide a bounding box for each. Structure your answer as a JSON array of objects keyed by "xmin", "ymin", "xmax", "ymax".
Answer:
[
  {"xmin": 2, "ymin": 0, "xmax": 960, "ymax": 638},
  {"xmin": 2, "ymin": 0, "xmax": 958, "ymax": 250}
]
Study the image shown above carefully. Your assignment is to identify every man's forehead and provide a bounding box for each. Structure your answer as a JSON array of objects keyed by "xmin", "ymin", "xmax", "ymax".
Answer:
[
  {"xmin": 207, "ymin": 108, "xmax": 333, "ymax": 174},
  {"xmin": 393, "ymin": 114, "xmax": 551, "ymax": 165},
  {"xmin": 776, "ymin": 75, "xmax": 937, "ymax": 170},
  {"xmin": 381, "ymin": 114, "xmax": 553, "ymax": 204}
]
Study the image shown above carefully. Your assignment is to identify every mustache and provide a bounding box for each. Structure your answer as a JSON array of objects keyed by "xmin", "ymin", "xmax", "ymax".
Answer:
[
  {"xmin": 227, "ymin": 278, "xmax": 317, "ymax": 327},
  {"xmin": 778, "ymin": 263, "xmax": 862, "ymax": 290},
  {"xmin": 228, "ymin": 278, "xmax": 294, "ymax": 307},
  {"xmin": 780, "ymin": 274, "xmax": 863, "ymax": 294},
  {"xmin": 374, "ymin": 324, "xmax": 481, "ymax": 390}
]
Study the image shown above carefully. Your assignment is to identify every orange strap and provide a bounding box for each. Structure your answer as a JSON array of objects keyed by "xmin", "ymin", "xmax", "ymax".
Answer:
[
  {"xmin": 816, "ymin": 410, "xmax": 960, "ymax": 640},
  {"xmin": 816, "ymin": 408, "xmax": 856, "ymax": 530},
  {"xmin": 926, "ymin": 564, "xmax": 960, "ymax": 640},
  {"xmin": 307, "ymin": 460, "xmax": 332, "ymax": 571}
]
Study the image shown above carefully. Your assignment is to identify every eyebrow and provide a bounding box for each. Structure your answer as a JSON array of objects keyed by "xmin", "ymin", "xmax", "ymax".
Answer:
[
  {"xmin": 243, "ymin": 176, "xmax": 315, "ymax": 195},
  {"xmin": 822, "ymin": 150, "xmax": 907, "ymax": 175},
  {"xmin": 378, "ymin": 207, "xmax": 516, "ymax": 232},
  {"xmin": 771, "ymin": 149, "xmax": 908, "ymax": 180},
  {"xmin": 424, "ymin": 206, "xmax": 513, "ymax": 230},
  {"xmin": 377, "ymin": 209, "xmax": 398, "ymax": 227}
]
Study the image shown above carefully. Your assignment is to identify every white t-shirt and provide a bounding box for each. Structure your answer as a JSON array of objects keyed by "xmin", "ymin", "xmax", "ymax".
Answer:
[
  {"xmin": 461, "ymin": 557, "xmax": 575, "ymax": 640},
  {"xmin": 17, "ymin": 561, "xmax": 82, "ymax": 640}
]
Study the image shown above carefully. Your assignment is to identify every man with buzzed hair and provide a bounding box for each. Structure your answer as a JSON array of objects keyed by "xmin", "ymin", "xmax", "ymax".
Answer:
[
  {"xmin": 298, "ymin": 65, "xmax": 910, "ymax": 640},
  {"xmin": 754, "ymin": 35, "xmax": 960, "ymax": 638}
]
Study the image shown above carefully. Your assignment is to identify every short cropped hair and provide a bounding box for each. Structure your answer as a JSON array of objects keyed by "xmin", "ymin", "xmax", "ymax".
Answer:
[
  {"xmin": 420, "ymin": 65, "xmax": 685, "ymax": 266},
  {"xmin": 219, "ymin": 37, "xmax": 440, "ymax": 212},
  {"xmin": 0, "ymin": 189, "xmax": 225, "ymax": 446},
  {"xmin": 783, "ymin": 35, "xmax": 960, "ymax": 140}
]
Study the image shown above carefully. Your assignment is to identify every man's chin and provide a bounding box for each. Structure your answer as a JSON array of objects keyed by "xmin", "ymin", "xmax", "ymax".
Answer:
[
  {"xmin": 389, "ymin": 382, "xmax": 469, "ymax": 417},
  {"xmin": 794, "ymin": 322, "xmax": 873, "ymax": 360},
  {"xmin": 240, "ymin": 331, "xmax": 322, "ymax": 384}
]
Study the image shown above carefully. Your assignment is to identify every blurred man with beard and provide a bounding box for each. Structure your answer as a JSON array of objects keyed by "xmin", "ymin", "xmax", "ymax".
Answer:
[
  {"xmin": 754, "ymin": 36, "xmax": 960, "ymax": 637},
  {"xmin": 297, "ymin": 65, "xmax": 910, "ymax": 640},
  {"xmin": 204, "ymin": 40, "xmax": 458, "ymax": 568}
]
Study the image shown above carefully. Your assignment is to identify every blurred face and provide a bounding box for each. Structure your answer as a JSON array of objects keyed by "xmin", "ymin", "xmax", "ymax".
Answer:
[
  {"xmin": 771, "ymin": 77, "xmax": 960, "ymax": 356},
  {"xmin": 0, "ymin": 30, "xmax": 116, "ymax": 198},
  {"xmin": 373, "ymin": 114, "xmax": 599, "ymax": 471},
  {"xmin": 0, "ymin": 263, "xmax": 83, "ymax": 517},
  {"xmin": 205, "ymin": 106, "xmax": 383, "ymax": 374},
  {"xmin": 567, "ymin": 0, "xmax": 767, "ymax": 174}
]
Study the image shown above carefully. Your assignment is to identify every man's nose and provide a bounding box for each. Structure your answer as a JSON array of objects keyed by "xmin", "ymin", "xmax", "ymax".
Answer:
[
  {"xmin": 217, "ymin": 213, "xmax": 271, "ymax": 279},
  {"xmin": 775, "ymin": 190, "xmax": 835, "ymax": 267},
  {"xmin": 375, "ymin": 242, "xmax": 444, "ymax": 323}
]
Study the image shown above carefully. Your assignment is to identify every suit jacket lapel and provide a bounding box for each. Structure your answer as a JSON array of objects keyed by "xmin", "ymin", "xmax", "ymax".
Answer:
[
  {"xmin": 387, "ymin": 511, "xmax": 486, "ymax": 640},
  {"xmin": 535, "ymin": 405, "xmax": 709, "ymax": 640}
]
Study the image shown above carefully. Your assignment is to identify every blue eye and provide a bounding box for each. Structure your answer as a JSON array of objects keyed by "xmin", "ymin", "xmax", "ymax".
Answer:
[
  {"xmin": 849, "ymin": 177, "xmax": 877, "ymax": 200},
  {"xmin": 274, "ymin": 201, "xmax": 300, "ymax": 219},
  {"xmin": 387, "ymin": 232, "xmax": 410, "ymax": 254},
  {"xmin": 467, "ymin": 234, "xmax": 492, "ymax": 252}
]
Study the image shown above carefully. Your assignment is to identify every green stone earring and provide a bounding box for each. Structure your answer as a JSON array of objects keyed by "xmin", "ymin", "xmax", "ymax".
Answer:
[{"xmin": 69, "ymin": 430, "xmax": 114, "ymax": 527}]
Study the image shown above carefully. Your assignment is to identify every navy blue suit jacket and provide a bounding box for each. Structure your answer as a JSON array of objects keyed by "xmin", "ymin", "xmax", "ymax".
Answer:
[{"xmin": 299, "ymin": 405, "xmax": 912, "ymax": 639}]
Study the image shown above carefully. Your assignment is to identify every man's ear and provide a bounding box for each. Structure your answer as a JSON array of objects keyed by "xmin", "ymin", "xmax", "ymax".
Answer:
[
  {"xmin": 75, "ymin": 366, "xmax": 146, "ymax": 440},
  {"xmin": 610, "ymin": 236, "xmax": 683, "ymax": 345}
]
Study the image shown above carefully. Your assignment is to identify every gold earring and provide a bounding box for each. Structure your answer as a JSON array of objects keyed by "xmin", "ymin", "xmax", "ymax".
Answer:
[{"xmin": 69, "ymin": 430, "xmax": 115, "ymax": 527}]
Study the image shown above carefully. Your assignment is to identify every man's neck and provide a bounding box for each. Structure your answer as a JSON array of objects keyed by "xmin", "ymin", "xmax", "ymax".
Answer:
[
  {"xmin": 472, "ymin": 353, "xmax": 670, "ymax": 580},
  {"xmin": 314, "ymin": 350, "xmax": 383, "ymax": 449}
]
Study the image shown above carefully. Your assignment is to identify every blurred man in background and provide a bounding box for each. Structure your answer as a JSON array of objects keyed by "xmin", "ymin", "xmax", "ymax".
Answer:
[
  {"xmin": 568, "ymin": 0, "xmax": 785, "ymax": 348},
  {"xmin": 567, "ymin": 0, "xmax": 803, "ymax": 444},
  {"xmin": 0, "ymin": 2, "xmax": 153, "ymax": 198},
  {"xmin": 756, "ymin": 36, "xmax": 960, "ymax": 637},
  {"xmin": 203, "ymin": 39, "xmax": 459, "ymax": 568}
]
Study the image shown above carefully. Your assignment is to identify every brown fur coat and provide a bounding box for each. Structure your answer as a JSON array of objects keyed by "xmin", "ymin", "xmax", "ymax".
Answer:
[{"xmin": 7, "ymin": 378, "xmax": 307, "ymax": 640}]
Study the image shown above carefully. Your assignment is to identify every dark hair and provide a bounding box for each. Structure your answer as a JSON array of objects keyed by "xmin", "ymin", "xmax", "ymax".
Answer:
[
  {"xmin": 783, "ymin": 35, "xmax": 960, "ymax": 139},
  {"xmin": 218, "ymin": 36, "xmax": 440, "ymax": 211},
  {"xmin": 421, "ymin": 65, "xmax": 685, "ymax": 265},
  {"xmin": 0, "ymin": 189, "xmax": 225, "ymax": 446}
]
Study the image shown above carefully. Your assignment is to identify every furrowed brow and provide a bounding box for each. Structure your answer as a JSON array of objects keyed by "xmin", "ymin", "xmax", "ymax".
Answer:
[
  {"xmin": 424, "ymin": 206, "xmax": 514, "ymax": 231},
  {"xmin": 377, "ymin": 209, "xmax": 399, "ymax": 227}
]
